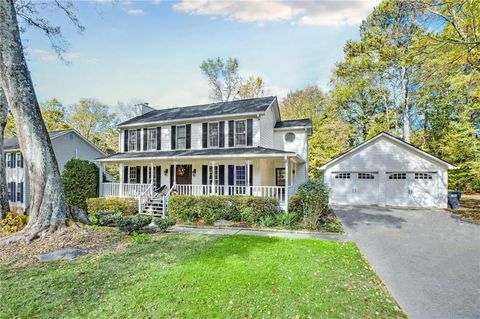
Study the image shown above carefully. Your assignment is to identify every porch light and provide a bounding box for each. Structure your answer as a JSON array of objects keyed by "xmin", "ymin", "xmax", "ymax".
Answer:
[
  {"xmin": 293, "ymin": 170, "xmax": 295, "ymax": 174},
  {"xmin": 192, "ymin": 169, "xmax": 196, "ymax": 177},
  {"xmin": 164, "ymin": 168, "xmax": 168, "ymax": 176}
]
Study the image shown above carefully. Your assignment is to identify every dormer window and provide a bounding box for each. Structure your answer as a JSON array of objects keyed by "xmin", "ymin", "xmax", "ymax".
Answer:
[
  {"xmin": 176, "ymin": 125, "xmax": 186, "ymax": 150},
  {"xmin": 208, "ymin": 122, "xmax": 219, "ymax": 148},
  {"xmin": 128, "ymin": 130, "xmax": 137, "ymax": 151},
  {"xmin": 235, "ymin": 120, "xmax": 246, "ymax": 146}
]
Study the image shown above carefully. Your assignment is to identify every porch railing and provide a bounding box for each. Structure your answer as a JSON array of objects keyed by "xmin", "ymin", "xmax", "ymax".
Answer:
[
  {"xmin": 172, "ymin": 184, "xmax": 287, "ymax": 205},
  {"xmin": 103, "ymin": 183, "xmax": 152, "ymax": 198}
]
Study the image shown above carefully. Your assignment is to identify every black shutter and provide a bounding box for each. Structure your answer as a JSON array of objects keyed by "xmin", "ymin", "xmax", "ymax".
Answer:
[
  {"xmin": 136, "ymin": 129, "xmax": 141, "ymax": 151},
  {"xmin": 143, "ymin": 128, "xmax": 148, "ymax": 151},
  {"xmin": 156, "ymin": 127, "xmax": 162, "ymax": 150},
  {"xmin": 249, "ymin": 165, "xmax": 253, "ymax": 195},
  {"xmin": 186, "ymin": 124, "xmax": 191, "ymax": 149},
  {"xmin": 170, "ymin": 164, "xmax": 174, "ymax": 187},
  {"xmin": 228, "ymin": 120, "xmax": 234, "ymax": 147},
  {"xmin": 11, "ymin": 153, "xmax": 16, "ymax": 169},
  {"xmin": 228, "ymin": 165, "xmax": 234, "ymax": 195},
  {"xmin": 155, "ymin": 166, "xmax": 161, "ymax": 188},
  {"xmin": 219, "ymin": 121, "xmax": 225, "ymax": 148},
  {"xmin": 247, "ymin": 119, "xmax": 253, "ymax": 146},
  {"xmin": 124, "ymin": 130, "xmax": 129, "ymax": 152},
  {"xmin": 136, "ymin": 166, "xmax": 141, "ymax": 183},
  {"xmin": 202, "ymin": 165, "xmax": 208, "ymax": 185},
  {"xmin": 12, "ymin": 182, "xmax": 16, "ymax": 202},
  {"xmin": 19, "ymin": 182, "xmax": 24, "ymax": 203},
  {"xmin": 123, "ymin": 166, "xmax": 129, "ymax": 183},
  {"xmin": 19, "ymin": 153, "xmax": 23, "ymax": 168},
  {"xmin": 219, "ymin": 165, "xmax": 225, "ymax": 185},
  {"xmin": 202, "ymin": 123, "xmax": 208, "ymax": 148},
  {"xmin": 171, "ymin": 126, "xmax": 176, "ymax": 150},
  {"xmin": 143, "ymin": 166, "xmax": 148, "ymax": 184}
]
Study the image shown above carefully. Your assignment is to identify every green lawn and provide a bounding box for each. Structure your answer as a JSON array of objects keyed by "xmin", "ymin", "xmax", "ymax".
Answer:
[{"xmin": 0, "ymin": 234, "xmax": 405, "ymax": 318}]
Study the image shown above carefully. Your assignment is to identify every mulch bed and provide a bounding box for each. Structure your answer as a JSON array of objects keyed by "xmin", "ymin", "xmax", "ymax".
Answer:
[{"xmin": 0, "ymin": 226, "xmax": 126, "ymax": 264}]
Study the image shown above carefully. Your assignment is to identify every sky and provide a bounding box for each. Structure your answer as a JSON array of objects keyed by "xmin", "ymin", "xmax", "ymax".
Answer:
[{"xmin": 22, "ymin": 0, "xmax": 380, "ymax": 109}]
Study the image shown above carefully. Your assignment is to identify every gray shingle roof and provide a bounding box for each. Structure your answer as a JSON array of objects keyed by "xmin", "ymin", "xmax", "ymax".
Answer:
[
  {"xmin": 118, "ymin": 96, "xmax": 277, "ymax": 127},
  {"xmin": 274, "ymin": 119, "xmax": 312, "ymax": 128},
  {"xmin": 4, "ymin": 130, "xmax": 73, "ymax": 151},
  {"xmin": 97, "ymin": 147, "xmax": 295, "ymax": 161}
]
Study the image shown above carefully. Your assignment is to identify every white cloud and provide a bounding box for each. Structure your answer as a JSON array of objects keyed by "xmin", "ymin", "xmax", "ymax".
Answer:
[
  {"xmin": 152, "ymin": 0, "xmax": 162, "ymax": 4},
  {"xmin": 26, "ymin": 48, "xmax": 57, "ymax": 62},
  {"xmin": 173, "ymin": 0, "xmax": 380, "ymax": 26},
  {"xmin": 126, "ymin": 8, "xmax": 145, "ymax": 15}
]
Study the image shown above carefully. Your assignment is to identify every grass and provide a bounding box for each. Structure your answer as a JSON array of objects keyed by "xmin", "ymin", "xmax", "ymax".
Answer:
[
  {"xmin": 448, "ymin": 193, "xmax": 480, "ymax": 222},
  {"xmin": 0, "ymin": 234, "xmax": 405, "ymax": 318}
]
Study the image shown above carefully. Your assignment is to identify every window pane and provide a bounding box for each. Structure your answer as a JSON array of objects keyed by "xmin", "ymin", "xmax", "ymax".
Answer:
[
  {"xmin": 208, "ymin": 123, "xmax": 219, "ymax": 147},
  {"xmin": 235, "ymin": 120, "xmax": 246, "ymax": 146},
  {"xmin": 128, "ymin": 130, "xmax": 137, "ymax": 151},
  {"xmin": 147, "ymin": 128, "xmax": 157, "ymax": 150},
  {"xmin": 129, "ymin": 167, "xmax": 137, "ymax": 183},
  {"xmin": 235, "ymin": 165, "xmax": 246, "ymax": 186},
  {"xmin": 177, "ymin": 126, "xmax": 186, "ymax": 149},
  {"xmin": 208, "ymin": 166, "xmax": 219, "ymax": 185}
]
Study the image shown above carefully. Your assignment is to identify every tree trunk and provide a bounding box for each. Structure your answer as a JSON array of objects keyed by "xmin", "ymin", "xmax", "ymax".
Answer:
[
  {"xmin": 0, "ymin": 0, "xmax": 67, "ymax": 242},
  {"xmin": 0, "ymin": 87, "xmax": 10, "ymax": 218},
  {"xmin": 401, "ymin": 66, "xmax": 411, "ymax": 143}
]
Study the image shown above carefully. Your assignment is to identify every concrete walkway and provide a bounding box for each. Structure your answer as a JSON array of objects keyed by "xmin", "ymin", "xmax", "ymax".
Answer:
[
  {"xmin": 170, "ymin": 226, "xmax": 346, "ymax": 241},
  {"xmin": 334, "ymin": 206, "xmax": 480, "ymax": 319}
]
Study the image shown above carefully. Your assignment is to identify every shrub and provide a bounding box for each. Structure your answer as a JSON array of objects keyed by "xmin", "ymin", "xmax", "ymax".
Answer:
[
  {"xmin": 275, "ymin": 213, "xmax": 297, "ymax": 228},
  {"xmin": 168, "ymin": 195, "xmax": 280, "ymax": 225},
  {"xmin": 259, "ymin": 216, "xmax": 276, "ymax": 228},
  {"xmin": 115, "ymin": 215, "xmax": 152, "ymax": 234},
  {"xmin": 288, "ymin": 179, "xmax": 330, "ymax": 231},
  {"xmin": 94, "ymin": 211, "xmax": 122, "ymax": 227},
  {"xmin": 62, "ymin": 159, "xmax": 99, "ymax": 211},
  {"xmin": 154, "ymin": 218, "xmax": 176, "ymax": 232},
  {"xmin": 87, "ymin": 197, "xmax": 138, "ymax": 216},
  {"xmin": 322, "ymin": 218, "xmax": 343, "ymax": 233},
  {"xmin": 0, "ymin": 212, "xmax": 28, "ymax": 233}
]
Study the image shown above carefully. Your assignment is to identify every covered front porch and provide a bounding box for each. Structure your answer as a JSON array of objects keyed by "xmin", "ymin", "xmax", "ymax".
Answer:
[{"xmin": 97, "ymin": 150, "xmax": 306, "ymax": 214}]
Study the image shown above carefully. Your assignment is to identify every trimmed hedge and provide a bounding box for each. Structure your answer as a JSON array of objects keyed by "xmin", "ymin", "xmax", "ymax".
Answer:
[
  {"xmin": 87, "ymin": 197, "xmax": 138, "ymax": 216},
  {"xmin": 168, "ymin": 195, "xmax": 279, "ymax": 225},
  {"xmin": 116, "ymin": 215, "xmax": 152, "ymax": 234},
  {"xmin": 62, "ymin": 159, "xmax": 99, "ymax": 211}
]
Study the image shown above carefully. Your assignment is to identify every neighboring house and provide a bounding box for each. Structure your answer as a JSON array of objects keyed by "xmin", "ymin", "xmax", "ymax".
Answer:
[
  {"xmin": 97, "ymin": 96, "xmax": 312, "ymax": 214},
  {"xmin": 4, "ymin": 129, "xmax": 107, "ymax": 212},
  {"xmin": 319, "ymin": 132, "xmax": 456, "ymax": 208}
]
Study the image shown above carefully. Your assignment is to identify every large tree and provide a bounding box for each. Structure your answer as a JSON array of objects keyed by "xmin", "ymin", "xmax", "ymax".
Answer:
[
  {"xmin": 0, "ymin": 0, "xmax": 68, "ymax": 241},
  {"xmin": 0, "ymin": 88, "xmax": 10, "ymax": 217},
  {"xmin": 200, "ymin": 57, "xmax": 266, "ymax": 102}
]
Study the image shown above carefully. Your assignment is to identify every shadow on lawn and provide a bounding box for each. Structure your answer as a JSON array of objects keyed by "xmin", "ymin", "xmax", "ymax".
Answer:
[{"xmin": 0, "ymin": 234, "xmax": 284, "ymax": 318}]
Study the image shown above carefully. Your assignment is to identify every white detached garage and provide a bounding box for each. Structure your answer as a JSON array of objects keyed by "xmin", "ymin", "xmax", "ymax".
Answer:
[{"xmin": 319, "ymin": 133, "xmax": 456, "ymax": 209}]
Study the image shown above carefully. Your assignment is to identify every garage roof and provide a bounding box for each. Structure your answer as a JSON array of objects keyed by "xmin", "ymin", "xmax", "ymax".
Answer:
[{"xmin": 318, "ymin": 132, "xmax": 457, "ymax": 170}]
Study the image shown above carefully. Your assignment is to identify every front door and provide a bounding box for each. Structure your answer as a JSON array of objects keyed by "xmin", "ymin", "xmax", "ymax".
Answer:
[{"xmin": 170, "ymin": 164, "xmax": 192, "ymax": 186}]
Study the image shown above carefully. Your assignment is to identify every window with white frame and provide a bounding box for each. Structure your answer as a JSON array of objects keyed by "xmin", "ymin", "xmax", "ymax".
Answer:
[
  {"xmin": 129, "ymin": 167, "xmax": 137, "ymax": 183},
  {"xmin": 16, "ymin": 152, "xmax": 22, "ymax": 168},
  {"xmin": 176, "ymin": 125, "xmax": 186, "ymax": 149},
  {"xmin": 335, "ymin": 173, "xmax": 350, "ymax": 179},
  {"xmin": 128, "ymin": 130, "xmax": 137, "ymax": 151},
  {"xmin": 389, "ymin": 173, "xmax": 406, "ymax": 180},
  {"xmin": 147, "ymin": 166, "xmax": 157, "ymax": 185},
  {"xmin": 415, "ymin": 173, "xmax": 433, "ymax": 180},
  {"xmin": 208, "ymin": 122, "xmax": 219, "ymax": 148},
  {"xmin": 235, "ymin": 120, "xmax": 246, "ymax": 146},
  {"xmin": 147, "ymin": 128, "xmax": 157, "ymax": 150},
  {"xmin": 208, "ymin": 165, "xmax": 219, "ymax": 185},
  {"xmin": 358, "ymin": 173, "xmax": 375, "ymax": 179},
  {"xmin": 235, "ymin": 165, "xmax": 246, "ymax": 186}
]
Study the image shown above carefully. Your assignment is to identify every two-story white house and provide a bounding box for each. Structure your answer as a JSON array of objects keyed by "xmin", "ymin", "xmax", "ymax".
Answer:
[
  {"xmin": 97, "ymin": 96, "xmax": 312, "ymax": 215},
  {"xmin": 4, "ymin": 129, "xmax": 107, "ymax": 212}
]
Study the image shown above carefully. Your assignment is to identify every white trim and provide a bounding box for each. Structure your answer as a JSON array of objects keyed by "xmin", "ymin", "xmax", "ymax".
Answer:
[
  {"xmin": 318, "ymin": 133, "xmax": 456, "ymax": 171},
  {"xmin": 97, "ymin": 153, "xmax": 302, "ymax": 163},
  {"xmin": 273, "ymin": 126, "xmax": 311, "ymax": 131},
  {"xmin": 118, "ymin": 111, "xmax": 266, "ymax": 129}
]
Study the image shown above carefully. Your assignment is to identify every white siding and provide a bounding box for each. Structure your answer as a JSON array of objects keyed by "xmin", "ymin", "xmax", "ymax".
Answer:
[
  {"xmin": 324, "ymin": 136, "xmax": 449, "ymax": 208},
  {"xmin": 273, "ymin": 129, "xmax": 308, "ymax": 162},
  {"xmin": 259, "ymin": 104, "xmax": 276, "ymax": 148},
  {"xmin": 52, "ymin": 132, "xmax": 105, "ymax": 172}
]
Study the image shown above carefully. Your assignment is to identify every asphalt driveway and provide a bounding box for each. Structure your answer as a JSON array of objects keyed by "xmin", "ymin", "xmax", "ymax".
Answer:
[{"xmin": 334, "ymin": 206, "xmax": 480, "ymax": 319}]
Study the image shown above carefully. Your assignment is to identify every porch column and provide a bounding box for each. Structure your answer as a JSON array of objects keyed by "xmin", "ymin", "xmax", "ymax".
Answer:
[
  {"xmin": 98, "ymin": 162, "xmax": 104, "ymax": 197},
  {"xmin": 119, "ymin": 164, "xmax": 124, "ymax": 197},
  {"xmin": 246, "ymin": 160, "xmax": 251, "ymax": 195},
  {"xmin": 173, "ymin": 161, "xmax": 177, "ymax": 185},
  {"xmin": 284, "ymin": 156, "xmax": 289, "ymax": 211},
  {"xmin": 210, "ymin": 161, "xmax": 216, "ymax": 195},
  {"xmin": 150, "ymin": 163, "xmax": 154, "ymax": 186}
]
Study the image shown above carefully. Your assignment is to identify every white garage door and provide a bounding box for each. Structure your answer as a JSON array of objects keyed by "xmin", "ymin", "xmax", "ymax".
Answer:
[
  {"xmin": 386, "ymin": 172, "xmax": 438, "ymax": 207},
  {"xmin": 331, "ymin": 172, "xmax": 379, "ymax": 205}
]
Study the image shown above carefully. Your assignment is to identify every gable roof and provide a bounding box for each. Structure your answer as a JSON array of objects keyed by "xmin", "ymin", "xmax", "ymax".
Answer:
[
  {"xmin": 118, "ymin": 96, "xmax": 277, "ymax": 128},
  {"xmin": 4, "ymin": 129, "xmax": 106, "ymax": 156},
  {"xmin": 318, "ymin": 132, "xmax": 457, "ymax": 170},
  {"xmin": 274, "ymin": 119, "xmax": 312, "ymax": 129}
]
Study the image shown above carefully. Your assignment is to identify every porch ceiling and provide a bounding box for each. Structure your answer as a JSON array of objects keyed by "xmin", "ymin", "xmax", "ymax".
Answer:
[{"xmin": 96, "ymin": 147, "xmax": 303, "ymax": 163}]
